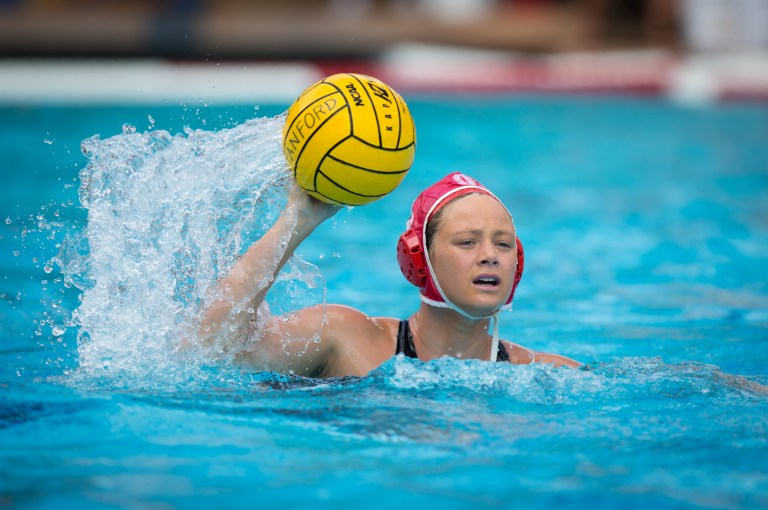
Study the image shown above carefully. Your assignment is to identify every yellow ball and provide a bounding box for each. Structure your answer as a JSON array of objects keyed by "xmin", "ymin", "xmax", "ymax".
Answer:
[{"xmin": 282, "ymin": 73, "xmax": 416, "ymax": 206}]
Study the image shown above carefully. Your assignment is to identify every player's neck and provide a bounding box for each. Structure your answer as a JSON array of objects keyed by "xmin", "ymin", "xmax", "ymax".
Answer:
[{"xmin": 409, "ymin": 304, "xmax": 492, "ymax": 361}]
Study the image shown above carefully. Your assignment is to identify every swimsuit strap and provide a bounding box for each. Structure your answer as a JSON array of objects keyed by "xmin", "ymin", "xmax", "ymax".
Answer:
[
  {"xmin": 396, "ymin": 319, "xmax": 511, "ymax": 363},
  {"xmin": 496, "ymin": 341, "xmax": 510, "ymax": 362},
  {"xmin": 396, "ymin": 320, "xmax": 418, "ymax": 359}
]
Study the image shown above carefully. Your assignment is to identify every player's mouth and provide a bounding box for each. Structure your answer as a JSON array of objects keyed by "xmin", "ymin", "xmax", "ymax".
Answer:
[{"xmin": 473, "ymin": 274, "xmax": 501, "ymax": 288}]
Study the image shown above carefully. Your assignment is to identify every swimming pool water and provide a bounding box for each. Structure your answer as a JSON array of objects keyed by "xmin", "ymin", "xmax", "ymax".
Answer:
[{"xmin": 1, "ymin": 95, "xmax": 767, "ymax": 509}]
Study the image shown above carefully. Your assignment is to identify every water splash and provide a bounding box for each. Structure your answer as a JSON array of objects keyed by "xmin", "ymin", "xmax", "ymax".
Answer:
[
  {"xmin": 379, "ymin": 355, "xmax": 603, "ymax": 405},
  {"xmin": 54, "ymin": 114, "xmax": 324, "ymax": 389}
]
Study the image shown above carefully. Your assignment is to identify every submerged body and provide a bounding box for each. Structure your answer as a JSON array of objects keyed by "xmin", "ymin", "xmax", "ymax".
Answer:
[{"xmin": 199, "ymin": 174, "xmax": 579, "ymax": 377}]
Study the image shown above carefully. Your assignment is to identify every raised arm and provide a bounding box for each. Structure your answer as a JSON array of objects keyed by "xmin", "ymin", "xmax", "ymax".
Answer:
[{"xmin": 198, "ymin": 185, "xmax": 339, "ymax": 354}]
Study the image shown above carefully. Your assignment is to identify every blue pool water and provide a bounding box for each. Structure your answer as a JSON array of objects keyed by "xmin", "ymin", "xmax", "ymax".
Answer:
[{"xmin": 2, "ymin": 95, "xmax": 768, "ymax": 509}]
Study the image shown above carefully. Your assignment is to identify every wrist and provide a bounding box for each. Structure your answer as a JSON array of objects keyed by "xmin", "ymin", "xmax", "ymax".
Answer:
[{"xmin": 290, "ymin": 187, "xmax": 340, "ymax": 230}]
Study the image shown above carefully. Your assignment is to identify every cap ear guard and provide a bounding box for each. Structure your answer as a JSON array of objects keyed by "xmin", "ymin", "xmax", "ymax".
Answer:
[
  {"xmin": 510, "ymin": 236, "xmax": 524, "ymax": 302},
  {"xmin": 396, "ymin": 228, "xmax": 428, "ymax": 288},
  {"xmin": 397, "ymin": 229, "xmax": 525, "ymax": 304}
]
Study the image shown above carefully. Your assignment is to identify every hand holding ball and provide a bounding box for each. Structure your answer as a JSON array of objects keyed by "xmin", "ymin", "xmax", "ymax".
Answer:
[{"xmin": 282, "ymin": 73, "xmax": 416, "ymax": 206}]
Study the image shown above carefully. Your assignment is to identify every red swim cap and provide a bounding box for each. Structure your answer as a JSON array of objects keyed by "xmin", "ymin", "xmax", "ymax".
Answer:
[{"xmin": 396, "ymin": 172, "xmax": 524, "ymax": 315}]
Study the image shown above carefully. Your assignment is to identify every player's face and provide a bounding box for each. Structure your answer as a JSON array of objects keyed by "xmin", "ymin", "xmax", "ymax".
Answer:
[{"xmin": 429, "ymin": 194, "xmax": 517, "ymax": 317}]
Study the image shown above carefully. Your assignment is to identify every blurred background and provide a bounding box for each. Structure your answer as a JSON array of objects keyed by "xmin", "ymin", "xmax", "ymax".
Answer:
[
  {"xmin": 2, "ymin": 0, "xmax": 767, "ymax": 103},
  {"xmin": 0, "ymin": 0, "xmax": 766, "ymax": 60}
]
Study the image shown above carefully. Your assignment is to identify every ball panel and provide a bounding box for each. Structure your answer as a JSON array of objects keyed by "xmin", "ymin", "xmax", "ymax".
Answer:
[
  {"xmin": 314, "ymin": 171, "xmax": 384, "ymax": 206},
  {"xmin": 364, "ymin": 81, "xmax": 407, "ymax": 150},
  {"xmin": 342, "ymin": 75, "xmax": 382, "ymax": 148},
  {"xmin": 327, "ymin": 73, "xmax": 410, "ymax": 150},
  {"xmin": 329, "ymin": 137, "xmax": 415, "ymax": 174},
  {"xmin": 283, "ymin": 91, "xmax": 348, "ymax": 171},
  {"xmin": 392, "ymin": 92, "xmax": 416, "ymax": 150},
  {"xmin": 294, "ymin": 80, "xmax": 329, "ymax": 104},
  {"xmin": 319, "ymin": 156, "xmax": 408, "ymax": 198},
  {"xmin": 283, "ymin": 81, "xmax": 342, "ymax": 138},
  {"xmin": 295, "ymin": 136, "xmax": 348, "ymax": 192}
]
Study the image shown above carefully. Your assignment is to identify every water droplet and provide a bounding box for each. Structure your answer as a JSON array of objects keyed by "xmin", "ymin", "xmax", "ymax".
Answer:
[
  {"xmin": 122, "ymin": 123, "xmax": 136, "ymax": 134},
  {"xmin": 4, "ymin": 217, "xmax": 11, "ymax": 224},
  {"xmin": 44, "ymin": 139, "xmax": 54, "ymax": 145},
  {"xmin": 52, "ymin": 325, "xmax": 66, "ymax": 336}
]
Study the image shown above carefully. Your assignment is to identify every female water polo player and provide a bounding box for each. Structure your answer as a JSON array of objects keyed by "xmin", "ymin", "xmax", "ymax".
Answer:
[{"xmin": 198, "ymin": 172, "xmax": 580, "ymax": 376}]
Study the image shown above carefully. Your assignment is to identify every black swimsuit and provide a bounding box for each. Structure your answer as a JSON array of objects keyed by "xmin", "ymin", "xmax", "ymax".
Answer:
[{"xmin": 396, "ymin": 319, "xmax": 510, "ymax": 362}]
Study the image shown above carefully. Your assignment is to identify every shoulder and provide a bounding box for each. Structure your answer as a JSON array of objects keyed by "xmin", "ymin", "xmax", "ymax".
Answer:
[
  {"xmin": 500, "ymin": 340, "xmax": 535, "ymax": 364},
  {"xmin": 309, "ymin": 304, "xmax": 398, "ymax": 335},
  {"xmin": 322, "ymin": 305, "xmax": 401, "ymax": 377},
  {"xmin": 266, "ymin": 304, "xmax": 396, "ymax": 343},
  {"xmin": 236, "ymin": 304, "xmax": 395, "ymax": 376},
  {"xmin": 322, "ymin": 305, "xmax": 399, "ymax": 354},
  {"xmin": 283, "ymin": 304, "xmax": 400, "ymax": 377}
]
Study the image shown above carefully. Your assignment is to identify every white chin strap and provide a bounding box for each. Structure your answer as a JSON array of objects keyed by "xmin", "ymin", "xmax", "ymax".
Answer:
[{"xmin": 489, "ymin": 310, "xmax": 501, "ymax": 363}]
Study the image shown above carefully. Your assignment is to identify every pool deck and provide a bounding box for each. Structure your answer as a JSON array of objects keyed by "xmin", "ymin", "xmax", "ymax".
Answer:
[{"xmin": 1, "ymin": 48, "xmax": 767, "ymax": 105}]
